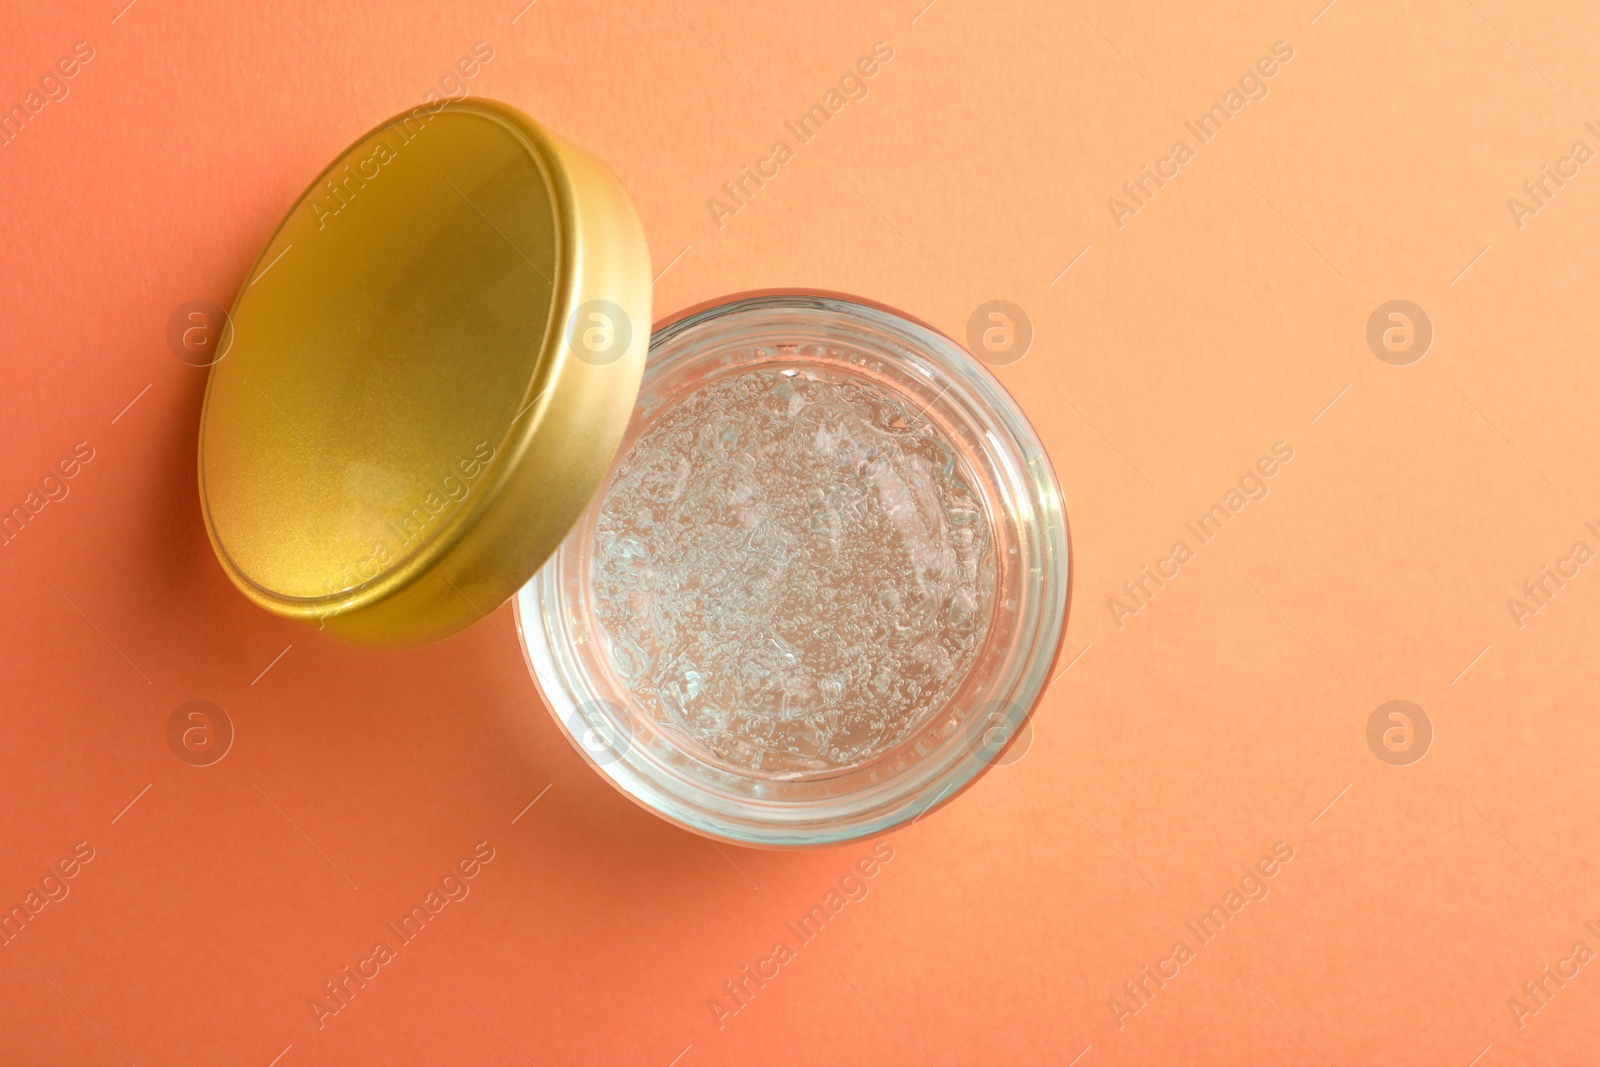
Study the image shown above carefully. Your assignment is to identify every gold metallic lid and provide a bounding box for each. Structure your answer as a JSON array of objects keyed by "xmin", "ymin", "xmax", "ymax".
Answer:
[{"xmin": 198, "ymin": 100, "xmax": 651, "ymax": 647}]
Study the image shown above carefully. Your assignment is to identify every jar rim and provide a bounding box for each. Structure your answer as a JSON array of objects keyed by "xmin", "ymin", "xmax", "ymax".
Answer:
[{"xmin": 515, "ymin": 291, "xmax": 1072, "ymax": 847}]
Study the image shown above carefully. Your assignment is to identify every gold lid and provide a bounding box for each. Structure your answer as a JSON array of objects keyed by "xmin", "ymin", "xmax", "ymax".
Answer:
[{"xmin": 198, "ymin": 100, "xmax": 651, "ymax": 646}]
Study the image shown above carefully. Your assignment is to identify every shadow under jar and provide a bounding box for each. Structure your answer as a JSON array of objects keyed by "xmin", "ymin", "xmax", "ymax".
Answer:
[{"xmin": 517, "ymin": 292, "xmax": 1070, "ymax": 847}]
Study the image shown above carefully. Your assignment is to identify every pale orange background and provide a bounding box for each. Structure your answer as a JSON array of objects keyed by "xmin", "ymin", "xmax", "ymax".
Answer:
[{"xmin": 4, "ymin": 0, "xmax": 1599, "ymax": 1064}]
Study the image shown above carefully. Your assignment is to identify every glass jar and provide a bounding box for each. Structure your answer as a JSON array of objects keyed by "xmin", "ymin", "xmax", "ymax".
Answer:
[{"xmin": 516, "ymin": 291, "xmax": 1069, "ymax": 846}]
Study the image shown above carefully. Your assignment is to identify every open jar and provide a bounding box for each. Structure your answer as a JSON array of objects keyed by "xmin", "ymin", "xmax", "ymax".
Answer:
[{"xmin": 199, "ymin": 100, "xmax": 1069, "ymax": 847}]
